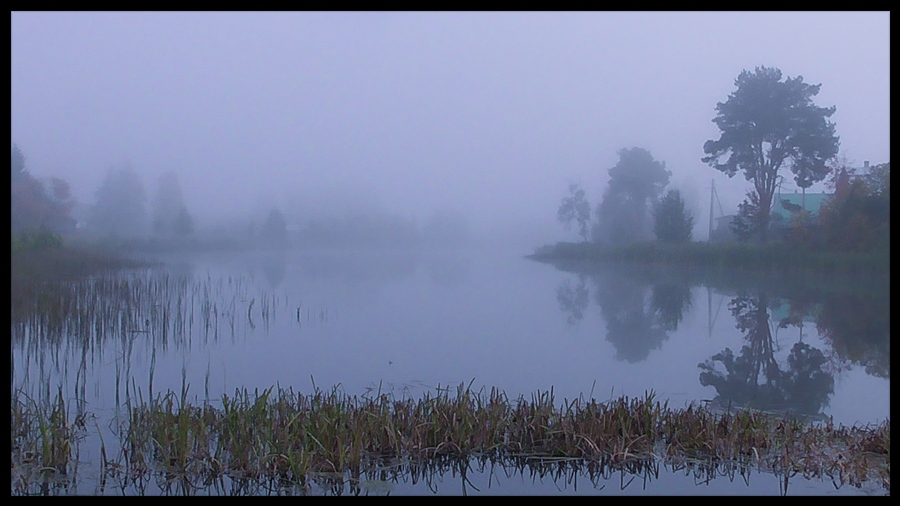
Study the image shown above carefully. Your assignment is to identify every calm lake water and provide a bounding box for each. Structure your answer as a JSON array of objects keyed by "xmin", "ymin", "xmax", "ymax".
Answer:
[{"xmin": 11, "ymin": 247, "xmax": 890, "ymax": 495}]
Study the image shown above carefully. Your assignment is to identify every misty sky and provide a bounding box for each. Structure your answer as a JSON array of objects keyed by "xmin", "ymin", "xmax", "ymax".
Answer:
[{"xmin": 11, "ymin": 11, "xmax": 890, "ymax": 243}]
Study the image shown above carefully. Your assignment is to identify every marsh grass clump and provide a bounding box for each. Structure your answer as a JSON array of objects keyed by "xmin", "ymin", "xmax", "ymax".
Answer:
[
  {"xmin": 82, "ymin": 384, "xmax": 889, "ymax": 494},
  {"xmin": 11, "ymin": 388, "xmax": 88, "ymax": 495}
]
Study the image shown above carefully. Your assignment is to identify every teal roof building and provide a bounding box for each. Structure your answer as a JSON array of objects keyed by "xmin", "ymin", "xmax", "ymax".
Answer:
[{"xmin": 771, "ymin": 191, "xmax": 830, "ymax": 222}]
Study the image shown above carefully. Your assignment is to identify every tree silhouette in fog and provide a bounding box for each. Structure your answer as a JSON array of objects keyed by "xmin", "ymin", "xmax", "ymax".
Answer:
[
  {"xmin": 11, "ymin": 143, "xmax": 76, "ymax": 236},
  {"xmin": 652, "ymin": 189, "xmax": 694, "ymax": 243},
  {"xmin": 557, "ymin": 183, "xmax": 591, "ymax": 243},
  {"xmin": 702, "ymin": 66, "xmax": 839, "ymax": 243},
  {"xmin": 88, "ymin": 161, "xmax": 148, "ymax": 238},
  {"xmin": 593, "ymin": 147, "xmax": 670, "ymax": 245},
  {"xmin": 151, "ymin": 171, "xmax": 194, "ymax": 239}
]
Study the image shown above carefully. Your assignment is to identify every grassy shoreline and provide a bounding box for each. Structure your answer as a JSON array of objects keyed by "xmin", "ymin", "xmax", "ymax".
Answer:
[
  {"xmin": 11, "ymin": 244, "xmax": 152, "ymax": 282},
  {"xmin": 11, "ymin": 245, "xmax": 154, "ymax": 319}
]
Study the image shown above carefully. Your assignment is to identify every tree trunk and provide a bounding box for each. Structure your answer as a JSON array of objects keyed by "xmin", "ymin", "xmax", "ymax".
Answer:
[{"xmin": 756, "ymin": 171, "xmax": 776, "ymax": 244}]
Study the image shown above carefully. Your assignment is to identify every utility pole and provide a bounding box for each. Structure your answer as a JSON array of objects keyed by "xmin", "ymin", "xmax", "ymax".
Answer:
[
  {"xmin": 707, "ymin": 179, "xmax": 725, "ymax": 243},
  {"xmin": 708, "ymin": 179, "xmax": 714, "ymax": 242}
]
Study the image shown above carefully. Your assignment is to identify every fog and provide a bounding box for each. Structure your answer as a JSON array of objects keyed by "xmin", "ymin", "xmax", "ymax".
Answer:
[{"xmin": 11, "ymin": 12, "xmax": 889, "ymax": 246}]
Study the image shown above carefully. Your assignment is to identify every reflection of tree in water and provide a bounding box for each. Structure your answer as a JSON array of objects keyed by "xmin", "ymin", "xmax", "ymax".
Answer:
[
  {"xmin": 260, "ymin": 253, "xmax": 287, "ymax": 288},
  {"xmin": 424, "ymin": 255, "xmax": 471, "ymax": 288},
  {"xmin": 816, "ymin": 293, "xmax": 890, "ymax": 379},
  {"xmin": 698, "ymin": 293, "xmax": 834, "ymax": 416},
  {"xmin": 592, "ymin": 271, "xmax": 673, "ymax": 363},
  {"xmin": 556, "ymin": 275, "xmax": 589, "ymax": 325},
  {"xmin": 651, "ymin": 282, "xmax": 692, "ymax": 331}
]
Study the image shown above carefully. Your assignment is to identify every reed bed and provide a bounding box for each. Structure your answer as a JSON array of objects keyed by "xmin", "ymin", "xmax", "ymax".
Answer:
[
  {"xmin": 11, "ymin": 266, "xmax": 289, "ymax": 361},
  {"xmin": 10, "ymin": 388, "xmax": 88, "ymax": 495},
  {"xmin": 12, "ymin": 384, "xmax": 887, "ymax": 494}
]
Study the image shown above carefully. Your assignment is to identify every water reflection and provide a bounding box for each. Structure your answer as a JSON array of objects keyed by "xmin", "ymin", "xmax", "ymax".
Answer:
[
  {"xmin": 559, "ymin": 269, "xmax": 691, "ymax": 362},
  {"xmin": 816, "ymin": 292, "xmax": 890, "ymax": 379},
  {"xmin": 596, "ymin": 273, "xmax": 670, "ymax": 363},
  {"xmin": 544, "ymin": 258, "xmax": 888, "ymax": 421},
  {"xmin": 294, "ymin": 251, "xmax": 418, "ymax": 284},
  {"xmin": 556, "ymin": 274, "xmax": 589, "ymax": 325},
  {"xmin": 9, "ymin": 250, "xmax": 891, "ymax": 495},
  {"xmin": 259, "ymin": 252, "xmax": 287, "ymax": 288},
  {"xmin": 651, "ymin": 282, "xmax": 692, "ymax": 332},
  {"xmin": 423, "ymin": 254, "xmax": 471, "ymax": 288},
  {"xmin": 698, "ymin": 292, "xmax": 834, "ymax": 417}
]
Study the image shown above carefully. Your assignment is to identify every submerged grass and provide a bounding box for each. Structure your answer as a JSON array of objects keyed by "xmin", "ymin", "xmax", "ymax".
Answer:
[{"xmin": 11, "ymin": 385, "xmax": 889, "ymax": 494}]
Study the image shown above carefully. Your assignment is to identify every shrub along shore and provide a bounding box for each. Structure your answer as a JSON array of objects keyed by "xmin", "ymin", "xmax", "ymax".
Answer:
[{"xmin": 10, "ymin": 384, "xmax": 890, "ymax": 495}]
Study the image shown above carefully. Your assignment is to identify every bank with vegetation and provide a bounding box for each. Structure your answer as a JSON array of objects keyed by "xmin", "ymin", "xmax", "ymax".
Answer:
[
  {"xmin": 530, "ymin": 241, "xmax": 889, "ymax": 277},
  {"xmin": 11, "ymin": 230, "xmax": 150, "ymax": 315},
  {"xmin": 551, "ymin": 67, "xmax": 888, "ymax": 280}
]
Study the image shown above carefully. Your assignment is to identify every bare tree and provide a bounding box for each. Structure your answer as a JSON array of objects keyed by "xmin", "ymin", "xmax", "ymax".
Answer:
[{"xmin": 557, "ymin": 183, "xmax": 591, "ymax": 242}]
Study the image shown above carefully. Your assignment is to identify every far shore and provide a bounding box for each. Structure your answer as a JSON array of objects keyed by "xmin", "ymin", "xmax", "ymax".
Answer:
[{"xmin": 528, "ymin": 240, "xmax": 889, "ymax": 277}]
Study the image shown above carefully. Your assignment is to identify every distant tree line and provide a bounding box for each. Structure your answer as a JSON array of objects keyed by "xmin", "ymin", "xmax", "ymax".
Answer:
[
  {"xmin": 86, "ymin": 162, "xmax": 197, "ymax": 246},
  {"xmin": 194, "ymin": 205, "xmax": 470, "ymax": 251},
  {"xmin": 291, "ymin": 210, "xmax": 470, "ymax": 250},
  {"xmin": 557, "ymin": 147, "xmax": 694, "ymax": 246},
  {"xmin": 10, "ymin": 143, "xmax": 203, "ymax": 251},
  {"xmin": 11, "ymin": 143, "xmax": 75, "ymax": 252}
]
